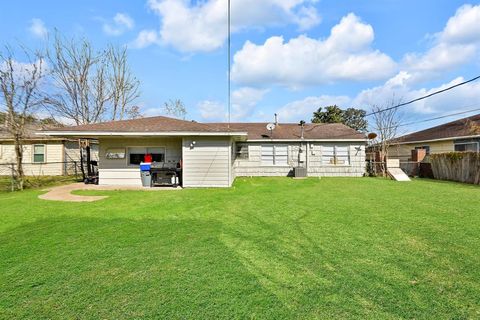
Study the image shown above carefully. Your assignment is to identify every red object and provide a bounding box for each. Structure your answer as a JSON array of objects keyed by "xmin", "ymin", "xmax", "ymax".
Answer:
[{"xmin": 144, "ymin": 154, "xmax": 152, "ymax": 163}]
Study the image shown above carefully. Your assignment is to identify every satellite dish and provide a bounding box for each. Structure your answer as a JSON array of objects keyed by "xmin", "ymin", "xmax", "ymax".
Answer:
[
  {"xmin": 367, "ymin": 132, "xmax": 378, "ymax": 140},
  {"xmin": 266, "ymin": 123, "xmax": 276, "ymax": 131}
]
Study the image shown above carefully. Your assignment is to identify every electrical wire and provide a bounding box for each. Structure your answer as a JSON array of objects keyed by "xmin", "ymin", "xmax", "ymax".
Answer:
[{"xmin": 366, "ymin": 75, "xmax": 480, "ymax": 117}]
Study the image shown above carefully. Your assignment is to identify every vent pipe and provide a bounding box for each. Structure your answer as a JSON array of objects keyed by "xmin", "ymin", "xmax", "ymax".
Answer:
[{"xmin": 274, "ymin": 113, "xmax": 278, "ymax": 125}]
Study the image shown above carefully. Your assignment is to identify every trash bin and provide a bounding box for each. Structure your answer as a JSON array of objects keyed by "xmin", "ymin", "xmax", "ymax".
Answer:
[{"xmin": 140, "ymin": 162, "xmax": 151, "ymax": 187}]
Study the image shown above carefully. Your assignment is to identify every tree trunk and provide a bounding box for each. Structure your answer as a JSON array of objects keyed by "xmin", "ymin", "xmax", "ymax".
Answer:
[{"xmin": 14, "ymin": 135, "xmax": 24, "ymax": 190}]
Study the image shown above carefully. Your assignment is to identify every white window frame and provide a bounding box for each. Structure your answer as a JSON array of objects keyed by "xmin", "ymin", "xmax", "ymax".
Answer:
[
  {"xmin": 322, "ymin": 145, "xmax": 350, "ymax": 166},
  {"xmin": 32, "ymin": 144, "xmax": 46, "ymax": 163},
  {"xmin": 127, "ymin": 146, "xmax": 166, "ymax": 166},
  {"xmin": 261, "ymin": 144, "xmax": 288, "ymax": 166},
  {"xmin": 454, "ymin": 141, "xmax": 479, "ymax": 152}
]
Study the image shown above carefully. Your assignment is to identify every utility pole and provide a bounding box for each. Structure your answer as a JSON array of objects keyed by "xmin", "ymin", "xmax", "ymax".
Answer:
[{"xmin": 227, "ymin": 0, "xmax": 231, "ymax": 128}]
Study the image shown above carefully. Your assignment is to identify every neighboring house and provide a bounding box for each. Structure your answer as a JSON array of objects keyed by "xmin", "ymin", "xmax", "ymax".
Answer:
[
  {"xmin": 0, "ymin": 124, "xmax": 97, "ymax": 176},
  {"xmin": 388, "ymin": 114, "xmax": 480, "ymax": 161},
  {"xmin": 41, "ymin": 116, "xmax": 366, "ymax": 188}
]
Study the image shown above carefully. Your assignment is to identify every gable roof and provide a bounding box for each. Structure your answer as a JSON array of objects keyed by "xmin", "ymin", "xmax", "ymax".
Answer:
[
  {"xmin": 0, "ymin": 123, "xmax": 65, "ymax": 141},
  {"xmin": 394, "ymin": 114, "xmax": 480, "ymax": 144},
  {"xmin": 40, "ymin": 115, "xmax": 366, "ymax": 140},
  {"xmin": 211, "ymin": 122, "xmax": 365, "ymax": 140},
  {"xmin": 45, "ymin": 116, "xmax": 232, "ymax": 133}
]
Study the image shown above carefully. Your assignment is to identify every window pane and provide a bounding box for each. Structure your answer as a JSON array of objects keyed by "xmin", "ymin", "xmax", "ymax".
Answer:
[
  {"xmin": 147, "ymin": 147, "xmax": 165, "ymax": 163},
  {"xmin": 33, "ymin": 154, "xmax": 44, "ymax": 163},
  {"xmin": 151, "ymin": 153, "xmax": 165, "ymax": 162},
  {"xmin": 34, "ymin": 145, "xmax": 45, "ymax": 154},
  {"xmin": 322, "ymin": 146, "xmax": 335, "ymax": 165},
  {"xmin": 455, "ymin": 143, "xmax": 478, "ymax": 152},
  {"xmin": 129, "ymin": 153, "xmax": 144, "ymax": 165},
  {"xmin": 274, "ymin": 145, "xmax": 288, "ymax": 166},
  {"xmin": 261, "ymin": 145, "xmax": 274, "ymax": 165}
]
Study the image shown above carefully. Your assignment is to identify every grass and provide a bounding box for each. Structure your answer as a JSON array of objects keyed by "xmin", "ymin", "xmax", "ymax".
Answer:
[
  {"xmin": 0, "ymin": 177, "xmax": 479, "ymax": 319},
  {"xmin": 0, "ymin": 175, "xmax": 79, "ymax": 193}
]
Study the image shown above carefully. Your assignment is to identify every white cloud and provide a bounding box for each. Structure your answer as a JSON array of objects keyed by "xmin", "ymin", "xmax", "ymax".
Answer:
[
  {"xmin": 403, "ymin": 4, "xmax": 480, "ymax": 77},
  {"xmin": 231, "ymin": 87, "xmax": 268, "ymax": 120},
  {"xmin": 231, "ymin": 13, "xmax": 397, "ymax": 87},
  {"xmin": 197, "ymin": 87, "xmax": 268, "ymax": 121},
  {"xmin": 197, "ymin": 100, "xmax": 226, "ymax": 121},
  {"xmin": 103, "ymin": 13, "xmax": 135, "ymax": 36},
  {"xmin": 130, "ymin": 29, "xmax": 160, "ymax": 48},
  {"xmin": 141, "ymin": 0, "xmax": 321, "ymax": 52},
  {"xmin": 275, "ymin": 95, "xmax": 351, "ymax": 122},
  {"xmin": 28, "ymin": 18, "xmax": 48, "ymax": 38}
]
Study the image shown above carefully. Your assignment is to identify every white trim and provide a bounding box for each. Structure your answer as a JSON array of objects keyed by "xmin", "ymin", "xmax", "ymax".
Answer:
[
  {"xmin": 393, "ymin": 135, "xmax": 480, "ymax": 145},
  {"xmin": 37, "ymin": 131, "xmax": 248, "ymax": 137}
]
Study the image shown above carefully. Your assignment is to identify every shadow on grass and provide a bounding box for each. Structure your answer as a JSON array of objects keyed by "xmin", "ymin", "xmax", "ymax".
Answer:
[{"xmin": 0, "ymin": 217, "xmax": 292, "ymax": 319}]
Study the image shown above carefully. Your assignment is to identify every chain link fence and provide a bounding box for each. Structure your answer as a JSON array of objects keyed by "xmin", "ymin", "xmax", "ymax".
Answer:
[{"xmin": 0, "ymin": 161, "xmax": 83, "ymax": 192}]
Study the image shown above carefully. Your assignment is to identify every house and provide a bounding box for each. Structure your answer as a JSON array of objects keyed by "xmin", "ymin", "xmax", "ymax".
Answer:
[
  {"xmin": 40, "ymin": 116, "xmax": 366, "ymax": 187},
  {"xmin": 388, "ymin": 114, "xmax": 480, "ymax": 161},
  {"xmin": 0, "ymin": 123, "xmax": 97, "ymax": 176}
]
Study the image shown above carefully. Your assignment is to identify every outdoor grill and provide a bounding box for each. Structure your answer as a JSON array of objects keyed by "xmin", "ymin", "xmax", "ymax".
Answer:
[{"xmin": 150, "ymin": 162, "xmax": 181, "ymax": 187}]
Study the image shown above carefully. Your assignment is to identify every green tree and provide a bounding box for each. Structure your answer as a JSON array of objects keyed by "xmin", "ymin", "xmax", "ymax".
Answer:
[{"xmin": 311, "ymin": 105, "xmax": 367, "ymax": 132}]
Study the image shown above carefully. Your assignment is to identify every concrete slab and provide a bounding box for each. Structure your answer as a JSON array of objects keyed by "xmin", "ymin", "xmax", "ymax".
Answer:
[{"xmin": 39, "ymin": 183, "xmax": 181, "ymax": 202}]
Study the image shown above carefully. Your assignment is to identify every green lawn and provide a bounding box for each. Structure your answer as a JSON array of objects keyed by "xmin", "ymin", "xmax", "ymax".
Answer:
[
  {"xmin": 0, "ymin": 175, "xmax": 79, "ymax": 193},
  {"xmin": 0, "ymin": 178, "xmax": 479, "ymax": 319}
]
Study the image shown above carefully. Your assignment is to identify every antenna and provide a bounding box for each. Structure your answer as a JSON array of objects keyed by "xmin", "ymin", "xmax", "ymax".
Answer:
[
  {"xmin": 227, "ymin": 0, "xmax": 231, "ymax": 128},
  {"xmin": 266, "ymin": 123, "xmax": 276, "ymax": 137}
]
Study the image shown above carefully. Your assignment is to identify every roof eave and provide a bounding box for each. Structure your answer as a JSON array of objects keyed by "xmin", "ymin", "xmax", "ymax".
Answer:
[
  {"xmin": 392, "ymin": 134, "xmax": 480, "ymax": 145},
  {"xmin": 37, "ymin": 131, "xmax": 248, "ymax": 137}
]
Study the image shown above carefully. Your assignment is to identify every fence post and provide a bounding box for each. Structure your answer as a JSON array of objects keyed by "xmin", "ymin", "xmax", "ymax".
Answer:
[{"xmin": 10, "ymin": 163, "xmax": 15, "ymax": 192}]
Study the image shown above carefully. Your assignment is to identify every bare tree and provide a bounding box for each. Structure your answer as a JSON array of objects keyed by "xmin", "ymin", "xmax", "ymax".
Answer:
[
  {"xmin": 163, "ymin": 99, "xmax": 187, "ymax": 120},
  {"xmin": 0, "ymin": 46, "xmax": 46, "ymax": 190},
  {"xmin": 46, "ymin": 33, "xmax": 141, "ymax": 124},
  {"xmin": 108, "ymin": 46, "xmax": 140, "ymax": 120},
  {"xmin": 370, "ymin": 97, "xmax": 403, "ymax": 176}
]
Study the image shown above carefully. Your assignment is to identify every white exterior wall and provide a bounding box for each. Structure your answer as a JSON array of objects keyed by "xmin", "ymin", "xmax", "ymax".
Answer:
[
  {"xmin": 234, "ymin": 141, "xmax": 366, "ymax": 177},
  {"xmin": 182, "ymin": 137, "xmax": 232, "ymax": 188},
  {"xmin": 97, "ymin": 137, "xmax": 182, "ymax": 186},
  {"xmin": 0, "ymin": 141, "xmax": 65, "ymax": 176}
]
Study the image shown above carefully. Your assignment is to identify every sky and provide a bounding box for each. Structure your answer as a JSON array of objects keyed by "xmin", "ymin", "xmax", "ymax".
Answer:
[{"xmin": 1, "ymin": 0, "xmax": 480, "ymax": 134}]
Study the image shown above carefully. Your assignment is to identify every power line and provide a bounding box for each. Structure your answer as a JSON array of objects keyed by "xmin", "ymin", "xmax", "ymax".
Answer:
[
  {"xmin": 397, "ymin": 106, "xmax": 480, "ymax": 129},
  {"xmin": 371, "ymin": 105, "xmax": 480, "ymax": 132},
  {"xmin": 366, "ymin": 75, "xmax": 480, "ymax": 117}
]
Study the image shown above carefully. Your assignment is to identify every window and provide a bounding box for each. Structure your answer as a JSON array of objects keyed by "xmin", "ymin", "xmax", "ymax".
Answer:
[
  {"xmin": 236, "ymin": 143, "xmax": 249, "ymax": 160},
  {"xmin": 322, "ymin": 146, "xmax": 350, "ymax": 165},
  {"xmin": 33, "ymin": 144, "xmax": 45, "ymax": 163},
  {"xmin": 415, "ymin": 146, "xmax": 430, "ymax": 155},
  {"xmin": 261, "ymin": 145, "xmax": 288, "ymax": 166},
  {"xmin": 128, "ymin": 147, "xmax": 165, "ymax": 165},
  {"xmin": 454, "ymin": 142, "xmax": 479, "ymax": 152}
]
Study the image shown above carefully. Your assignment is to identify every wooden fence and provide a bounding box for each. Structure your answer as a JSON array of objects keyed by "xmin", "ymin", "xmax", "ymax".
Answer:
[{"xmin": 430, "ymin": 152, "xmax": 480, "ymax": 185}]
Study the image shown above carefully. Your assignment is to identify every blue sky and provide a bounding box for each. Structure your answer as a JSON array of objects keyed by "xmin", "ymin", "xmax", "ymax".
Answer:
[{"xmin": 1, "ymin": 0, "xmax": 480, "ymax": 133}]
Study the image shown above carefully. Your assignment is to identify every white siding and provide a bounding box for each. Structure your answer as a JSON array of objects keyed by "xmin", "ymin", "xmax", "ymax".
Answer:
[
  {"xmin": 0, "ymin": 141, "xmax": 65, "ymax": 176},
  {"xmin": 97, "ymin": 137, "xmax": 182, "ymax": 186},
  {"xmin": 182, "ymin": 137, "xmax": 231, "ymax": 187},
  {"xmin": 234, "ymin": 142, "xmax": 366, "ymax": 177}
]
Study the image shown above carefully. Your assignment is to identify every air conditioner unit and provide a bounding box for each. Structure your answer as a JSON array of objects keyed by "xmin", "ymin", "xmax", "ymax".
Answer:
[{"xmin": 294, "ymin": 166, "xmax": 307, "ymax": 178}]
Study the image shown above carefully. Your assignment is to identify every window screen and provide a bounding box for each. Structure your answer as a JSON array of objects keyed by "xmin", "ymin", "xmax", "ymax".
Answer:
[
  {"xmin": 147, "ymin": 147, "xmax": 165, "ymax": 163},
  {"xmin": 261, "ymin": 145, "xmax": 274, "ymax": 165},
  {"xmin": 261, "ymin": 145, "xmax": 288, "ymax": 166},
  {"xmin": 33, "ymin": 144, "xmax": 45, "ymax": 163},
  {"xmin": 454, "ymin": 142, "xmax": 479, "ymax": 152},
  {"xmin": 236, "ymin": 143, "xmax": 249, "ymax": 160},
  {"xmin": 322, "ymin": 146, "xmax": 350, "ymax": 165}
]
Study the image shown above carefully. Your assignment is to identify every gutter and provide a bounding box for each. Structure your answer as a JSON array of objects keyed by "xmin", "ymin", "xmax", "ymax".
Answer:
[{"xmin": 37, "ymin": 131, "xmax": 249, "ymax": 137}]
